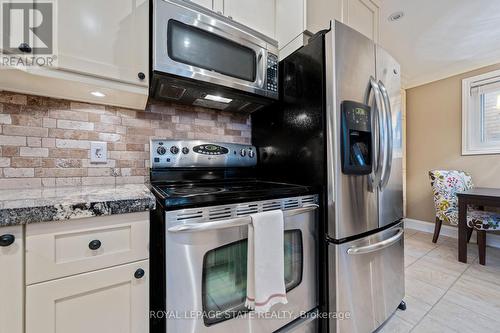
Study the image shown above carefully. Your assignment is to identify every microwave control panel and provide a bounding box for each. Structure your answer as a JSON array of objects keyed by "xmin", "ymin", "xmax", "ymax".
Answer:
[{"xmin": 266, "ymin": 53, "xmax": 278, "ymax": 93}]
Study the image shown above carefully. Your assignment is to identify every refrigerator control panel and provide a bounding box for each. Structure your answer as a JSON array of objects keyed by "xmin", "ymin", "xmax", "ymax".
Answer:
[{"xmin": 340, "ymin": 101, "xmax": 372, "ymax": 175}]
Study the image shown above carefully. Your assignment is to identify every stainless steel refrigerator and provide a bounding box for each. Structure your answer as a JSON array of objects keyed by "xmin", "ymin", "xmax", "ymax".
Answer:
[{"xmin": 252, "ymin": 21, "xmax": 404, "ymax": 333}]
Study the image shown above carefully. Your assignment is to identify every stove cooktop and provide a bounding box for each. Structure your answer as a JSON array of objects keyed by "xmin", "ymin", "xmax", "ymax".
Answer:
[{"xmin": 150, "ymin": 180, "xmax": 314, "ymax": 210}]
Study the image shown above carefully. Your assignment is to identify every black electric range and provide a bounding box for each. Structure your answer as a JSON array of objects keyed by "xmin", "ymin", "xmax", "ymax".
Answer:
[
  {"xmin": 148, "ymin": 140, "xmax": 314, "ymax": 210},
  {"xmin": 148, "ymin": 140, "xmax": 316, "ymax": 333},
  {"xmin": 150, "ymin": 179, "xmax": 312, "ymax": 210}
]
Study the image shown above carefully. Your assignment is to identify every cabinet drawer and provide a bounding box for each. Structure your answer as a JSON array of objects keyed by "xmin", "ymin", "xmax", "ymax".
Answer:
[
  {"xmin": 26, "ymin": 212, "xmax": 149, "ymax": 285},
  {"xmin": 26, "ymin": 260, "xmax": 149, "ymax": 333}
]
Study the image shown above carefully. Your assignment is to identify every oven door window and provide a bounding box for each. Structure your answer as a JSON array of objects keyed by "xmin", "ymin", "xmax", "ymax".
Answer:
[
  {"xmin": 167, "ymin": 19, "xmax": 257, "ymax": 82},
  {"xmin": 202, "ymin": 230, "xmax": 303, "ymax": 326}
]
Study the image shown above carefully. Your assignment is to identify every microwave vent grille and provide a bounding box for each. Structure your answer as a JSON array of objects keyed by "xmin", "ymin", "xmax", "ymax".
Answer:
[{"xmin": 159, "ymin": 83, "xmax": 186, "ymax": 100}]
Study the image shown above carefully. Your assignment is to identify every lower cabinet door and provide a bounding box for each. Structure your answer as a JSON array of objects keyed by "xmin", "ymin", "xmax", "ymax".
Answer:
[
  {"xmin": 26, "ymin": 260, "xmax": 149, "ymax": 333},
  {"xmin": 0, "ymin": 226, "xmax": 24, "ymax": 333}
]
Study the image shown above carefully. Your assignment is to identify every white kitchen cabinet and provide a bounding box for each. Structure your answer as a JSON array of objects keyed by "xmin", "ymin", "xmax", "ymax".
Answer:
[
  {"xmin": 189, "ymin": 0, "xmax": 213, "ymax": 10},
  {"xmin": 185, "ymin": 0, "xmax": 276, "ymax": 39},
  {"xmin": 276, "ymin": 0, "xmax": 380, "ymax": 58},
  {"xmin": 26, "ymin": 212, "xmax": 149, "ymax": 285},
  {"xmin": 0, "ymin": 0, "xmax": 149, "ymax": 110},
  {"xmin": 213, "ymin": 0, "xmax": 224, "ymax": 13},
  {"xmin": 26, "ymin": 260, "xmax": 149, "ymax": 333},
  {"xmin": 342, "ymin": 0, "xmax": 379, "ymax": 43},
  {"xmin": 23, "ymin": 212, "xmax": 150, "ymax": 333},
  {"xmin": 224, "ymin": 0, "xmax": 276, "ymax": 40},
  {"xmin": 0, "ymin": 226, "xmax": 24, "ymax": 333},
  {"xmin": 56, "ymin": 0, "xmax": 149, "ymax": 86}
]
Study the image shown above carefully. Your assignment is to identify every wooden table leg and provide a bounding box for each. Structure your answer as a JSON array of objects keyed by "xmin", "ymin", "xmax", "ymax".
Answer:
[{"xmin": 458, "ymin": 198, "xmax": 468, "ymax": 263}]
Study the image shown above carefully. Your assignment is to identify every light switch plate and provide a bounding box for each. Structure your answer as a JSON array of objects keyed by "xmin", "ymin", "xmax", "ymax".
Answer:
[{"xmin": 90, "ymin": 141, "xmax": 107, "ymax": 163}]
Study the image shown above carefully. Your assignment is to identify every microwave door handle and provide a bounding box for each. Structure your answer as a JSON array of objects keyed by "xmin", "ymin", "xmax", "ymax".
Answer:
[
  {"xmin": 167, "ymin": 204, "xmax": 319, "ymax": 233},
  {"xmin": 256, "ymin": 49, "xmax": 266, "ymax": 89},
  {"xmin": 378, "ymin": 81, "xmax": 393, "ymax": 189}
]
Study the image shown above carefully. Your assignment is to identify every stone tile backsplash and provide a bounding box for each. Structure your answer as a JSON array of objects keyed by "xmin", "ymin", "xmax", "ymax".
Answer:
[{"xmin": 0, "ymin": 91, "xmax": 251, "ymax": 189}]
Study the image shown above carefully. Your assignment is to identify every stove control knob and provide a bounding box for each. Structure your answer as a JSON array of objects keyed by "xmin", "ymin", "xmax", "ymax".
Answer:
[
  {"xmin": 240, "ymin": 149, "xmax": 246, "ymax": 157},
  {"xmin": 157, "ymin": 146, "xmax": 166, "ymax": 155},
  {"xmin": 248, "ymin": 150, "xmax": 255, "ymax": 158},
  {"xmin": 182, "ymin": 147, "xmax": 189, "ymax": 154},
  {"xmin": 170, "ymin": 146, "xmax": 180, "ymax": 154}
]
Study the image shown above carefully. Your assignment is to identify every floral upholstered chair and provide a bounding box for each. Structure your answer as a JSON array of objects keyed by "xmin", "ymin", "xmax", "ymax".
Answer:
[{"xmin": 429, "ymin": 170, "xmax": 500, "ymax": 265}]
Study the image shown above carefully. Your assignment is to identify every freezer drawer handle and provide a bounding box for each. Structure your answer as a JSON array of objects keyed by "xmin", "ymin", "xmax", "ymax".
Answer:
[
  {"xmin": 346, "ymin": 228, "xmax": 403, "ymax": 255},
  {"xmin": 168, "ymin": 204, "xmax": 319, "ymax": 233}
]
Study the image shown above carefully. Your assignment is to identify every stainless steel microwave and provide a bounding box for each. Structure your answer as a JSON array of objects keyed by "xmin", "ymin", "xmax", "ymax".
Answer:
[{"xmin": 152, "ymin": 0, "xmax": 279, "ymax": 113}]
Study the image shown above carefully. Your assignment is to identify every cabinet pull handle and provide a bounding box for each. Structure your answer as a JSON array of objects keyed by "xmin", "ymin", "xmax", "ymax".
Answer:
[
  {"xmin": 0, "ymin": 234, "xmax": 15, "ymax": 247},
  {"xmin": 138, "ymin": 72, "xmax": 146, "ymax": 80},
  {"xmin": 18, "ymin": 43, "xmax": 32, "ymax": 53},
  {"xmin": 134, "ymin": 268, "xmax": 145, "ymax": 279},
  {"xmin": 88, "ymin": 240, "xmax": 102, "ymax": 250}
]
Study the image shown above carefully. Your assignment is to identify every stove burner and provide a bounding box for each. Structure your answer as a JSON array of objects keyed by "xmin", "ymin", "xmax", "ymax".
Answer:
[{"xmin": 170, "ymin": 187, "xmax": 225, "ymax": 196}]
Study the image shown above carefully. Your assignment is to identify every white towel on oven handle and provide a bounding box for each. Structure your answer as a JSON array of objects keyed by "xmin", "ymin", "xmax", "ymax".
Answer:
[{"xmin": 245, "ymin": 209, "xmax": 288, "ymax": 313}]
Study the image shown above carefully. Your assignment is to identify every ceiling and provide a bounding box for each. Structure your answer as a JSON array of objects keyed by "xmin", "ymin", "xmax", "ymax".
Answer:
[{"xmin": 379, "ymin": 0, "xmax": 500, "ymax": 88}]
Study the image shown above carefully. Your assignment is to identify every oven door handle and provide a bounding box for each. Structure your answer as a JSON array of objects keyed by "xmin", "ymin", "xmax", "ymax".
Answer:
[
  {"xmin": 167, "ymin": 204, "xmax": 319, "ymax": 233},
  {"xmin": 346, "ymin": 228, "xmax": 404, "ymax": 255}
]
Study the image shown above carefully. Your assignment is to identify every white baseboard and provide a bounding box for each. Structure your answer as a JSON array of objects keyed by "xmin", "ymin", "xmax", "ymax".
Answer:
[{"xmin": 404, "ymin": 218, "xmax": 500, "ymax": 249}]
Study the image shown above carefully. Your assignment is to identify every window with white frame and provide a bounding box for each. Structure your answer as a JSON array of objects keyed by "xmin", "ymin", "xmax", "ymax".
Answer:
[{"xmin": 462, "ymin": 69, "xmax": 500, "ymax": 155}]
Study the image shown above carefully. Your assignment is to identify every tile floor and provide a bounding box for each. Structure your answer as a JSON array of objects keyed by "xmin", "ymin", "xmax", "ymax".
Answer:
[{"xmin": 378, "ymin": 227, "xmax": 500, "ymax": 333}]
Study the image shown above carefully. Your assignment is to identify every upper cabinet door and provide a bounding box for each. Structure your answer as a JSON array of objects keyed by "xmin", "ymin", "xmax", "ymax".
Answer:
[
  {"xmin": 276, "ymin": 0, "xmax": 304, "ymax": 49},
  {"xmin": 56, "ymin": 0, "xmax": 149, "ymax": 86},
  {"xmin": 189, "ymin": 0, "xmax": 214, "ymax": 10},
  {"xmin": 305, "ymin": 0, "xmax": 342, "ymax": 35},
  {"xmin": 223, "ymin": 0, "xmax": 276, "ymax": 39},
  {"xmin": 342, "ymin": 0, "xmax": 379, "ymax": 42}
]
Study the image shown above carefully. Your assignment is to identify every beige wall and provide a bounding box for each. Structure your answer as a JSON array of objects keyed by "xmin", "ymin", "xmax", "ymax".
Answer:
[{"xmin": 406, "ymin": 63, "xmax": 500, "ymax": 223}]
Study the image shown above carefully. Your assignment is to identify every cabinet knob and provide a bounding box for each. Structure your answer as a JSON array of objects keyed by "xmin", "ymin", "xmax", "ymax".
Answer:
[
  {"xmin": 134, "ymin": 268, "xmax": 145, "ymax": 279},
  {"xmin": 88, "ymin": 239, "xmax": 102, "ymax": 250},
  {"xmin": 0, "ymin": 234, "xmax": 15, "ymax": 247},
  {"xmin": 138, "ymin": 72, "xmax": 146, "ymax": 80},
  {"xmin": 228, "ymin": 16, "xmax": 233, "ymax": 20},
  {"xmin": 18, "ymin": 43, "xmax": 32, "ymax": 53}
]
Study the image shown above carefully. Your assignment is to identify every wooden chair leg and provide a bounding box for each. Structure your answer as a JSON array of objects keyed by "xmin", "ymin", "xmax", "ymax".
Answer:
[
  {"xmin": 477, "ymin": 230, "xmax": 486, "ymax": 265},
  {"xmin": 432, "ymin": 217, "xmax": 442, "ymax": 243},
  {"xmin": 467, "ymin": 228, "xmax": 473, "ymax": 243}
]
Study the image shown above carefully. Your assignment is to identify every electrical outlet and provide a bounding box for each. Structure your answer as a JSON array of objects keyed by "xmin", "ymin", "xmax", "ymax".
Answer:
[{"xmin": 90, "ymin": 141, "xmax": 107, "ymax": 163}]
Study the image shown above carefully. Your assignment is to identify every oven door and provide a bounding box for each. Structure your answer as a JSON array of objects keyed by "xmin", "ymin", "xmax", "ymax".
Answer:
[
  {"xmin": 153, "ymin": 0, "xmax": 276, "ymax": 99},
  {"xmin": 165, "ymin": 205, "xmax": 318, "ymax": 333}
]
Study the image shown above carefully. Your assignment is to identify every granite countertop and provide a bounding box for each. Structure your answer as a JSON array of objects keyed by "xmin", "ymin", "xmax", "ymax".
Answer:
[{"xmin": 0, "ymin": 184, "xmax": 156, "ymax": 226}]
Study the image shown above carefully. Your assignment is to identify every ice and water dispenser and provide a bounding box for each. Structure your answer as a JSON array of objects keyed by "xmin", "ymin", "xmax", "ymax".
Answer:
[{"xmin": 340, "ymin": 101, "xmax": 372, "ymax": 175}]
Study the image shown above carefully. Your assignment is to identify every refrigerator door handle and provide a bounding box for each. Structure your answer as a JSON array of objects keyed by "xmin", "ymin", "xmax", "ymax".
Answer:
[
  {"xmin": 378, "ymin": 80, "xmax": 393, "ymax": 189},
  {"xmin": 346, "ymin": 227, "xmax": 404, "ymax": 255},
  {"xmin": 366, "ymin": 77, "xmax": 385, "ymax": 191}
]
